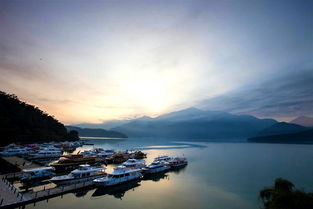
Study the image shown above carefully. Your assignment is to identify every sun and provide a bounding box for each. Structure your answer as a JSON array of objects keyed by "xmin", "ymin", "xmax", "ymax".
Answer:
[{"xmin": 124, "ymin": 73, "xmax": 172, "ymax": 115}]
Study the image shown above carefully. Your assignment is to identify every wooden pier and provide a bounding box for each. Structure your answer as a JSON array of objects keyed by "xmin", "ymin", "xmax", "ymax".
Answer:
[{"xmin": 0, "ymin": 174, "xmax": 95, "ymax": 208}]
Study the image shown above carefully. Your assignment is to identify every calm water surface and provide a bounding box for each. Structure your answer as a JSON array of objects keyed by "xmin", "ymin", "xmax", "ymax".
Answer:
[{"xmin": 21, "ymin": 138, "xmax": 313, "ymax": 209}]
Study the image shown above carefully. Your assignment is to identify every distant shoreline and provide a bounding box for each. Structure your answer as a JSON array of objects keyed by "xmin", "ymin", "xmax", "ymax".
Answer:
[{"xmin": 80, "ymin": 136, "xmax": 127, "ymax": 140}]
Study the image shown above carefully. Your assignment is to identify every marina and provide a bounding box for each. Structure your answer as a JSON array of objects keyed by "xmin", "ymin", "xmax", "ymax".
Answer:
[{"xmin": 0, "ymin": 141, "xmax": 188, "ymax": 208}]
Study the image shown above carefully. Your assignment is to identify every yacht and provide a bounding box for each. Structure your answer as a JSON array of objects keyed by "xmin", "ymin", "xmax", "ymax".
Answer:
[
  {"xmin": 93, "ymin": 166, "xmax": 142, "ymax": 186},
  {"xmin": 20, "ymin": 167, "xmax": 55, "ymax": 182},
  {"xmin": 28, "ymin": 148, "xmax": 62, "ymax": 159},
  {"xmin": 168, "ymin": 157, "xmax": 188, "ymax": 168},
  {"xmin": 154, "ymin": 155, "xmax": 172, "ymax": 162},
  {"xmin": 97, "ymin": 149, "xmax": 116, "ymax": 158},
  {"xmin": 142, "ymin": 161, "xmax": 170, "ymax": 174},
  {"xmin": 82, "ymin": 148, "xmax": 115, "ymax": 158},
  {"xmin": 122, "ymin": 159, "xmax": 146, "ymax": 169},
  {"xmin": 49, "ymin": 154, "xmax": 96, "ymax": 171},
  {"xmin": 50, "ymin": 164, "xmax": 106, "ymax": 185}
]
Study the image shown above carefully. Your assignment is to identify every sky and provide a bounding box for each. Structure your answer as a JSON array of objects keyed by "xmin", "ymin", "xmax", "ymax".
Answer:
[{"xmin": 0, "ymin": 0, "xmax": 312, "ymax": 124}]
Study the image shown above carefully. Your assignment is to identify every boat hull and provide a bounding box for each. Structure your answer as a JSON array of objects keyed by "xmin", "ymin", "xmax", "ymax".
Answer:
[
  {"xmin": 51, "ymin": 174, "xmax": 106, "ymax": 185},
  {"xmin": 169, "ymin": 162, "xmax": 188, "ymax": 168},
  {"xmin": 142, "ymin": 166, "xmax": 170, "ymax": 174}
]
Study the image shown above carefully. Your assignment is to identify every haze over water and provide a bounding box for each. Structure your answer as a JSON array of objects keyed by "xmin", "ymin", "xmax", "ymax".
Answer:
[{"xmin": 22, "ymin": 138, "xmax": 313, "ymax": 209}]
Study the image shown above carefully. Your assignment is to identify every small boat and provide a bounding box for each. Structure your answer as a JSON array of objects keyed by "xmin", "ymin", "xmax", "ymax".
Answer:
[
  {"xmin": 168, "ymin": 157, "xmax": 188, "ymax": 168},
  {"xmin": 93, "ymin": 166, "xmax": 142, "ymax": 186},
  {"xmin": 50, "ymin": 164, "xmax": 106, "ymax": 185},
  {"xmin": 20, "ymin": 167, "xmax": 55, "ymax": 182},
  {"xmin": 122, "ymin": 159, "xmax": 146, "ymax": 169},
  {"xmin": 142, "ymin": 161, "xmax": 170, "ymax": 174},
  {"xmin": 154, "ymin": 155, "xmax": 172, "ymax": 162}
]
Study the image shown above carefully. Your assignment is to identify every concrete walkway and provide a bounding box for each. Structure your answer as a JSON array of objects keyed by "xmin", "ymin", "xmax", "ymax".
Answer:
[{"xmin": 0, "ymin": 175, "xmax": 29, "ymax": 207}]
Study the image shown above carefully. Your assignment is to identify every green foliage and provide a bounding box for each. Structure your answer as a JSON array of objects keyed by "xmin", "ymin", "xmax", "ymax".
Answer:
[
  {"xmin": 0, "ymin": 91, "xmax": 79, "ymax": 145},
  {"xmin": 259, "ymin": 178, "xmax": 313, "ymax": 209}
]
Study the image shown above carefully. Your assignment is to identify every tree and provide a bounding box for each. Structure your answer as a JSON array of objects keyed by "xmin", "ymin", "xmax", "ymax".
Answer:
[{"xmin": 259, "ymin": 178, "xmax": 313, "ymax": 209}]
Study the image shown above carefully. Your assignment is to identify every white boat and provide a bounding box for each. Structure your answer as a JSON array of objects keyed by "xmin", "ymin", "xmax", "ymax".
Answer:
[
  {"xmin": 97, "ymin": 149, "xmax": 116, "ymax": 158},
  {"xmin": 50, "ymin": 164, "xmax": 106, "ymax": 185},
  {"xmin": 154, "ymin": 155, "xmax": 172, "ymax": 162},
  {"xmin": 93, "ymin": 166, "xmax": 142, "ymax": 186},
  {"xmin": 168, "ymin": 157, "xmax": 188, "ymax": 168},
  {"xmin": 20, "ymin": 167, "xmax": 55, "ymax": 182},
  {"xmin": 29, "ymin": 148, "xmax": 62, "ymax": 159},
  {"xmin": 122, "ymin": 159, "xmax": 146, "ymax": 169},
  {"xmin": 0, "ymin": 147, "xmax": 29, "ymax": 156},
  {"xmin": 142, "ymin": 161, "xmax": 170, "ymax": 174},
  {"xmin": 82, "ymin": 148, "xmax": 115, "ymax": 158}
]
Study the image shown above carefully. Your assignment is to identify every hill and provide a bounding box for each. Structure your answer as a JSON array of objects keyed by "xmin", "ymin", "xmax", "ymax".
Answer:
[
  {"xmin": 248, "ymin": 129, "xmax": 313, "ymax": 144},
  {"xmin": 66, "ymin": 126, "xmax": 127, "ymax": 138},
  {"xmin": 256, "ymin": 122, "xmax": 308, "ymax": 136},
  {"xmin": 0, "ymin": 91, "xmax": 78, "ymax": 146},
  {"xmin": 290, "ymin": 116, "xmax": 313, "ymax": 127},
  {"xmin": 111, "ymin": 107, "xmax": 277, "ymax": 139}
]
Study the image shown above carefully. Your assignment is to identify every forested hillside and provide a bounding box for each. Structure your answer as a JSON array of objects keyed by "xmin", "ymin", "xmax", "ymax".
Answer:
[{"xmin": 0, "ymin": 91, "xmax": 78, "ymax": 145}]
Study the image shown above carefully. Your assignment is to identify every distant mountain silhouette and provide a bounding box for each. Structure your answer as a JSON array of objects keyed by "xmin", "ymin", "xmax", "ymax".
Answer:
[
  {"xmin": 0, "ymin": 91, "xmax": 79, "ymax": 146},
  {"xmin": 111, "ymin": 107, "xmax": 277, "ymax": 139},
  {"xmin": 290, "ymin": 116, "xmax": 313, "ymax": 127},
  {"xmin": 73, "ymin": 119, "xmax": 131, "ymax": 129},
  {"xmin": 66, "ymin": 126, "xmax": 127, "ymax": 138},
  {"xmin": 256, "ymin": 122, "xmax": 308, "ymax": 136},
  {"xmin": 248, "ymin": 129, "xmax": 313, "ymax": 144}
]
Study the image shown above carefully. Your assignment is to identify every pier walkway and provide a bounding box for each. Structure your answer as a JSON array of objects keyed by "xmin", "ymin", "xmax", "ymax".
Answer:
[
  {"xmin": 0, "ymin": 175, "xmax": 30, "ymax": 207},
  {"xmin": 0, "ymin": 174, "xmax": 94, "ymax": 208}
]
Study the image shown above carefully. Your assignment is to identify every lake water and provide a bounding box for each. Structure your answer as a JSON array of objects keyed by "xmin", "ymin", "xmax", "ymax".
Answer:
[{"xmin": 21, "ymin": 138, "xmax": 313, "ymax": 209}]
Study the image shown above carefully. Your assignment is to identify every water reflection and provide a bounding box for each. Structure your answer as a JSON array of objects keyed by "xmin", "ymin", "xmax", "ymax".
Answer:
[
  {"xmin": 92, "ymin": 180, "xmax": 141, "ymax": 200},
  {"xmin": 143, "ymin": 172, "xmax": 168, "ymax": 182},
  {"xmin": 91, "ymin": 165, "xmax": 186, "ymax": 200},
  {"xmin": 74, "ymin": 188, "xmax": 92, "ymax": 198}
]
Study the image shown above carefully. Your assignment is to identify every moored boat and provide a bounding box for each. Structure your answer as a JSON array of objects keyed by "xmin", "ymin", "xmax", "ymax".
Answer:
[
  {"xmin": 128, "ymin": 150, "xmax": 147, "ymax": 159},
  {"xmin": 106, "ymin": 152, "xmax": 129, "ymax": 164},
  {"xmin": 168, "ymin": 157, "xmax": 188, "ymax": 168},
  {"xmin": 20, "ymin": 167, "xmax": 55, "ymax": 182},
  {"xmin": 93, "ymin": 166, "xmax": 142, "ymax": 186},
  {"xmin": 142, "ymin": 161, "xmax": 170, "ymax": 174},
  {"xmin": 50, "ymin": 164, "xmax": 106, "ymax": 185},
  {"xmin": 122, "ymin": 159, "xmax": 146, "ymax": 169},
  {"xmin": 49, "ymin": 154, "xmax": 97, "ymax": 171},
  {"xmin": 154, "ymin": 155, "xmax": 172, "ymax": 162},
  {"xmin": 28, "ymin": 148, "xmax": 62, "ymax": 159},
  {"xmin": 0, "ymin": 146, "xmax": 29, "ymax": 156}
]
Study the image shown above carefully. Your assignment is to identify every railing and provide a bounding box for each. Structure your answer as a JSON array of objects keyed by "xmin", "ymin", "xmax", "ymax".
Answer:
[{"xmin": 0, "ymin": 174, "xmax": 94, "ymax": 208}]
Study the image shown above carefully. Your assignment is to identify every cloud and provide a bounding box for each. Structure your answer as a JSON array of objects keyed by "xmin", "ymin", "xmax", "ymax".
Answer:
[{"xmin": 198, "ymin": 68, "xmax": 313, "ymax": 120}]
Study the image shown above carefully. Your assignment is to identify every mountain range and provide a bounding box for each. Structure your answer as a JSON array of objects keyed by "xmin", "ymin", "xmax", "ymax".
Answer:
[
  {"xmin": 66, "ymin": 126, "xmax": 127, "ymax": 138},
  {"xmin": 110, "ymin": 107, "xmax": 278, "ymax": 140},
  {"xmin": 71, "ymin": 107, "xmax": 313, "ymax": 143},
  {"xmin": 290, "ymin": 116, "xmax": 313, "ymax": 127}
]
